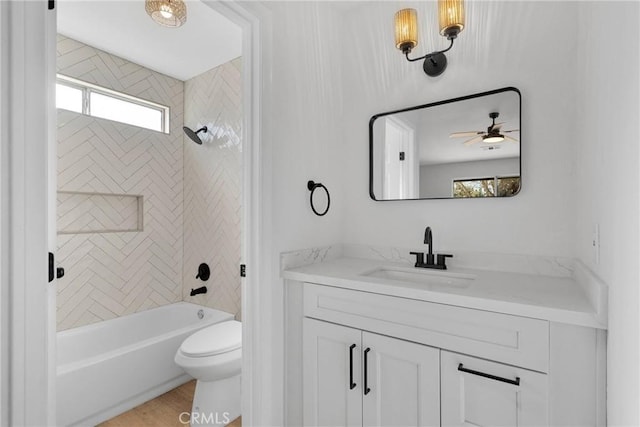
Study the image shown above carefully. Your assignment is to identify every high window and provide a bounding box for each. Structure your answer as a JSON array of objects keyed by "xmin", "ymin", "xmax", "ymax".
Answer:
[{"xmin": 56, "ymin": 74, "xmax": 170, "ymax": 133}]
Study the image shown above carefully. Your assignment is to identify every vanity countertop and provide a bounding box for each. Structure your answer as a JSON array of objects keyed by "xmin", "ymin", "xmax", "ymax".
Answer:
[{"xmin": 282, "ymin": 257, "xmax": 606, "ymax": 329}]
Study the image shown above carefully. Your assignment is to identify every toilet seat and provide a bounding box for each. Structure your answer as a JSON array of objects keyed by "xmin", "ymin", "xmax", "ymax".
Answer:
[{"xmin": 179, "ymin": 320, "xmax": 241, "ymax": 358}]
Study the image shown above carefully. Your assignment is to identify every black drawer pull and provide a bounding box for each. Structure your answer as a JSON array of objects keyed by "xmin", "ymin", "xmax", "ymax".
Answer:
[
  {"xmin": 458, "ymin": 363, "xmax": 520, "ymax": 386},
  {"xmin": 364, "ymin": 348, "xmax": 371, "ymax": 395},
  {"xmin": 349, "ymin": 344, "xmax": 356, "ymax": 390}
]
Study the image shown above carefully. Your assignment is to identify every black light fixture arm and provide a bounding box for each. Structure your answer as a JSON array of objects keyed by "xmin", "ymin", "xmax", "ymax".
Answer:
[{"xmin": 404, "ymin": 38, "xmax": 455, "ymax": 63}]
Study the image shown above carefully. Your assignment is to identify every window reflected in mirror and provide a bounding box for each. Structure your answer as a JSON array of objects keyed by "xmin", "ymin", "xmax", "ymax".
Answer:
[
  {"xmin": 453, "ymin": 176, "xmax": 521, "ymax": 198},
  {"xmin": 370, "ymin": 88, "xmax": 521, "ymax": 200}
]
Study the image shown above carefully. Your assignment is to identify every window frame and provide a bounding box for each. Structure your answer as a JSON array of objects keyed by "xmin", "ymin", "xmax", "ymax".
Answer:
[{"xmin": 56, "ymin": 74, "xmax": 170, "ymax": 134}]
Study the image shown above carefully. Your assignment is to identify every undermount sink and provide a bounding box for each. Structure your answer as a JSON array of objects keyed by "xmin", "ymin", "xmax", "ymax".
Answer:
[{"xmin": 361, "ymin": 267, "xmax": 475, "ymax": 288}]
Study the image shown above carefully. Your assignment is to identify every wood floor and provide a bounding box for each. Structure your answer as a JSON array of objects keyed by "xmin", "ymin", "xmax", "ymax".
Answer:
[{"xmin": 98, "ymin": 380, "xmax": 241, "ymax": 427}]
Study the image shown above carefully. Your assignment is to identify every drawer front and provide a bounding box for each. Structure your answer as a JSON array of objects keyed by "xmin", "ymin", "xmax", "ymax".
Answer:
[
  {"xmin": 441, "ymin": 350, "xmax": 548, "ymax": 427},
  {"xmin": 303, "ymin": 283, "xmax": 549, "ymax": 372}
]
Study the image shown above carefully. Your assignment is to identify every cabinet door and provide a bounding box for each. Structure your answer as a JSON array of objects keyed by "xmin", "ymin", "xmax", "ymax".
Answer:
[
  {"xmin": 303, "ymin": 318, "xmax": 362, "ymax": 427},
  {"xmin": 441, "ymin": 351, "xmax": 548, "ymax": 427},
  {"xmin": 362, "ymin": 332, "xmax": 440, "ymax": 427}
]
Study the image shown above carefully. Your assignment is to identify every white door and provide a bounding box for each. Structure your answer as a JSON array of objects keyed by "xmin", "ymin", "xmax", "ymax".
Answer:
[
  {"xmin": 382, "ymin": 116, "xmax": 418, "ymax": 199},
  {"xmin": 441, "ymin": 351, "xmax": 548, "ymax": 427},
  {"xmin": 303, "ymin": 318, "xmax": 363, "ymax": 427},
  {"xmin": 362, "ymin": 332, "xmax": 440, "ymax": 427}
]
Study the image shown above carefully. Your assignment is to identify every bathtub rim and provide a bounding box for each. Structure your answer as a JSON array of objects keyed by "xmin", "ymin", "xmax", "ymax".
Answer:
[{"xmin": 57, "ymin": 302, "xmax": 236, "ymax": 375}]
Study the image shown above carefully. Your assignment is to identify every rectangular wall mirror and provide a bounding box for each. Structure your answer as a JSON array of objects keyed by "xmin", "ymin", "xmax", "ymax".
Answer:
[{"xmin": 369, "ymin": 87, "xmax": 521, "ymax": 200}]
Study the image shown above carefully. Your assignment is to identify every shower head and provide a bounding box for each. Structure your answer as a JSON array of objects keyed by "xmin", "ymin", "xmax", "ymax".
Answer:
[{"xmin": 183, "ymin": 126, "xmax": 208, "ymax": 145}]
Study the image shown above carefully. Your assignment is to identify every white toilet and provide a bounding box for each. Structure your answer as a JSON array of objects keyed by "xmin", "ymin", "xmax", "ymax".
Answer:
[{"xmin": 175, "ymin": 320, "xmax": 242, "ymax": 426}]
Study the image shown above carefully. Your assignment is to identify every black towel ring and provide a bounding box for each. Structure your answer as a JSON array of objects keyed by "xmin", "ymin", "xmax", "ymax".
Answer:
[{"xmin": 307, "ymin": 180, "xmax": 330, "ymax": 216}]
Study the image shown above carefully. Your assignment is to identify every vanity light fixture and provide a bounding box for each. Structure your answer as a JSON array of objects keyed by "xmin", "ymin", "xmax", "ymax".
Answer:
[
  {"xmin": 395, "ymin": 0, "xmax": 465, "ymax": 77},
  {"xmin": 145, "ymin": 0, "xmax": 187, "ymax": 28}
]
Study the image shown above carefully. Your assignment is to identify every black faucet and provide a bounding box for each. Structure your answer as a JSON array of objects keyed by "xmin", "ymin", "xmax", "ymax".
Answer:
[
  {"xmin": 410, "ymin": 226, "xmax": 453, "ymax": 270},
  {"xmin": 190, "ymin": 286, "xmax": 207, "ymax": 296},
  {"xmin": 424, "ymin": 226, "xmax": 434, "ymax": 266}
]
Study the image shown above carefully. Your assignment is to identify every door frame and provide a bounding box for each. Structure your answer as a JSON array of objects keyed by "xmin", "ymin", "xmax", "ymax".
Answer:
[
  {"xmin": 205, "ymin": 2, "xmax": 274, "ymax": 425},
  {"xmin": 1, "ymin": 1, "xmax": 55, "ymax": 425},
  {"xmin": 0, "ymin": 1, "xmax": 274, "ymax": 425}
]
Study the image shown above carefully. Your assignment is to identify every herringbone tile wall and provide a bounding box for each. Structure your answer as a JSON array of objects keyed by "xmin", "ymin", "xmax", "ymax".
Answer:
[
  {"xmin": 183, "ymin": 58, "xmax": 242, "ymax": 318},
  {"xmin": 56, "ymin": 35, "xmax": 184, "ymax": 330}
]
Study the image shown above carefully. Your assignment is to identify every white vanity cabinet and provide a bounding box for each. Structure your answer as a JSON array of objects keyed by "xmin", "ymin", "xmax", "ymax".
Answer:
[
  {"xmin": 298, "ymin": 281, "xmax": 603, "ymax": 427},
  {"xmin": 303, "ymin": 318, "xmax": 440, "ymax": 427}
]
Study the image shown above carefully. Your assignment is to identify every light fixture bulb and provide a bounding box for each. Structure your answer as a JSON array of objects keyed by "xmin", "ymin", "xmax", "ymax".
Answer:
[
  {"xmin": 483, "ymin": 135, "xmax": 505, "ymax": 144},
  {"xmin": 395, "ymin": 9, "xmax": 419, "ymax": 54},
  {"xmin": 438, "ymin": 0, "xmax": 465, "ymax": 39},
  {"xmin": 145, "ymin": 0, "xmax": 187, "ymax": 28},
  {"xmin": 160, "ymin": 5, "xmax": 173, "ymax": 19}
]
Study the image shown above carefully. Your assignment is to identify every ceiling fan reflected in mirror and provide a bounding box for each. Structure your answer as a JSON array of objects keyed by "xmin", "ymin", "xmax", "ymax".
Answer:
[{"xmin": 450, "ymin": 112, "xmax": 519, "ymax": 146}]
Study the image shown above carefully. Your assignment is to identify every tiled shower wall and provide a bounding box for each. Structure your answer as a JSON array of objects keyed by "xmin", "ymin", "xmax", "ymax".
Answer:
[
  {"xmin": 56, "ymin": 35, "xmax": 184, "ymax": 330},
  {"xmin": 183, "ymin": 58, "xmax": 242, "ymax": 318}
]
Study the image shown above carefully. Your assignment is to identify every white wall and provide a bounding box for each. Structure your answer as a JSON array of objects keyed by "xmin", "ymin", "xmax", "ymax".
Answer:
[
  {"xmin": 574, "ymin": 2, "xmax": 640, "ymax": 424},
  {"xmin": 269, "ymin": 2, "xmax": 345, "ymax": 252},
  {"xmin": 341, "ymin": 1, "xmax": 578, "ymax": 255},
  {"xmin": 419, "ymin": 157, "xmax": 519, "ymax": 198},
  {"xmin": 260, "ymin": 2, "xmax": 346, "ymax": 424}
]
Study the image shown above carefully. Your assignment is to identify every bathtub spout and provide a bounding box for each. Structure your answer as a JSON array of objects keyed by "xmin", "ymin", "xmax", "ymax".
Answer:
[{"xmin": 190, "ymin": 286, "xmax": 207, "ymax": 297}]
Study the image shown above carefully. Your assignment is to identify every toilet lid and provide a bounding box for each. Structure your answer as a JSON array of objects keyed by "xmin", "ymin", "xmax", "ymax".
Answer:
[{"xmin": 180, "ymin": 320, "xmax": 242, "ymax": 357}]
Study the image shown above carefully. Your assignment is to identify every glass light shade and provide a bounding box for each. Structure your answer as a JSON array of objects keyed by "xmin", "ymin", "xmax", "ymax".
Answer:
[
  {"xmin": 145, "ymin": 0, "xmax": 187, "ymax": 28},
  {"xmin": 483, "ymin": 135, "xmax": 505, "ymax": 143},
  {"xmin": 395, "ymin": 9, "xmax": 418, "ymax": 54},
  {"xmin": 438, "ymin": 0, "xmax": 465, "ymax": 39}
]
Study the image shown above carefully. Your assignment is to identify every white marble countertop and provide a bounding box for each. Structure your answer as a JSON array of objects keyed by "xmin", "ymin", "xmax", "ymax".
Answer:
[{"xmin": 282, "ymin": 256, "xmax": 606, "ymax": 329}]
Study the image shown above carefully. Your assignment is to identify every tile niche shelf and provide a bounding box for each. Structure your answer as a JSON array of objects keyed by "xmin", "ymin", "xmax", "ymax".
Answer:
[{"xmin": 57, "ymin": 191, "xmax": 143, "ymax": 235}]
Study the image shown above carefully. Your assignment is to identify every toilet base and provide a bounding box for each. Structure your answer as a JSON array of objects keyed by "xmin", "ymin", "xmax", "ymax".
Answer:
[{"xmin": 190, "ymin": 374, "xmax": 241, "ymax": 427}]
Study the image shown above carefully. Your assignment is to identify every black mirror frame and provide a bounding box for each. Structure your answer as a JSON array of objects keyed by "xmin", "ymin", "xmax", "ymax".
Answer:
[{"xmin": 369, "ymin": 87, "xmax": 522, "ymax": 201}]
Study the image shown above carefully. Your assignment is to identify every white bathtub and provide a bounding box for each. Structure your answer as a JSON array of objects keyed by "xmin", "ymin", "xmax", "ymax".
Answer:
[{"xmin": 57, "ymin": 302, "xmax": 234, "ymax": 427}]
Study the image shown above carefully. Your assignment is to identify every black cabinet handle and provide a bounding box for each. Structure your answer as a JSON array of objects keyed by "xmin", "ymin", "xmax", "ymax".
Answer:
[
  {"xmin": 363, "ymin": 347, "xmax": 371, "ymax": 395},
  {"xmin": 349, "ymin": 344, "xmax": 356, "ymax": 390},
  {"xmin": 458, "ymin": 363, "xmax": 520, "ymax": 386}
]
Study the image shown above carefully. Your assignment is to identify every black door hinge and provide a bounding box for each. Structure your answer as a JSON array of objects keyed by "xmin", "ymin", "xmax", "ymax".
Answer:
[
  {"xmin": 49, "ymin": 252, "xmax": 54, "ymax": 282},
  {"xmin": 48, "ymin": 0, "xmax": 55, "ymax": 10},
  {"xmin": 240, "ymin": 264, "xmax": 246, "ymax": 277},
  {"xmin": 49, "ymin": 252, "xmax": 65, "ymax": 282},
  {"xmin": 399, "ymin": 151, "xmax": 405, "ymax": 161}
]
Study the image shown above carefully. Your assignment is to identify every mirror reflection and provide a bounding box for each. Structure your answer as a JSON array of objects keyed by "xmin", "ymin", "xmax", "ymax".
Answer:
[{"xmin": 369, "ymin": 88, "xmax": 521, "ymax": 200}]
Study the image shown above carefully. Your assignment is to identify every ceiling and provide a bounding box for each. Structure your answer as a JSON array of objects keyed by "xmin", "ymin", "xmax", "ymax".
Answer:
[
  {"xmin": 374, "ymin": 90, "xmax": 520, "ymax": 166},
  {"xmin": 57, "ymin": 0, "xmax": 242, "ymax": 81}
]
